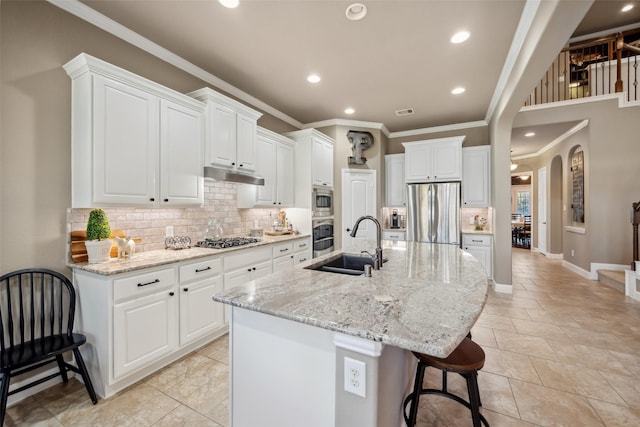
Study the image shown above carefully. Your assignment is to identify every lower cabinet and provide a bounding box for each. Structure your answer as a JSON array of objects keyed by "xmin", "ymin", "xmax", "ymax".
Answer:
[
  {"xmin": 462, "ymin": 234, "xmax": 493, "ymax": 278},
  {"xmin": 383, "ymin": 230, "xmax": 406, "ymax": 241},
  {"xmin": 273, "ymin": 237, "xmax": 312, "ymax": 272}
]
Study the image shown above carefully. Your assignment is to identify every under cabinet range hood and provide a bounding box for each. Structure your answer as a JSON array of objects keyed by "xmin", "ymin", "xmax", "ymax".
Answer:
[{"xmin": 203, "ymin": 166, "xmax": 265, "ymax": 186}]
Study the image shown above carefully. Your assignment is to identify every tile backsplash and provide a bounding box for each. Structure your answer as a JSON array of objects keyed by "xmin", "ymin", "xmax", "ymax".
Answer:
[
  {"xmin": 460, "ymin": 207, "xmax": 493, "ymax": 232},
  {"xmin": 67, "ymin": 181, "xmax": 281, "ymax": 254}
]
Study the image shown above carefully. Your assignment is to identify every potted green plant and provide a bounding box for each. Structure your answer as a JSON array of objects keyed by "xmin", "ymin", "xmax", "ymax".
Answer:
[{"xmin": 84, "ymin": 208, "xmax": 113, "ymax": 263}]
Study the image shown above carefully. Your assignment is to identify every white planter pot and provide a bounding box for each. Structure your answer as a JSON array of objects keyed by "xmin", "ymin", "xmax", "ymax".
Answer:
[{"xmin": 85, "ymin": 239, "xmax": 113, "ymax": 264}]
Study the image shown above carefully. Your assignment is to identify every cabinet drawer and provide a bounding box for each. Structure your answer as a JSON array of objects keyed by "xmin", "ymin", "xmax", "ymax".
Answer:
[
  {"xmin": 462, "ymin": 234, "xmax": 492, "ymax": 246},
  {"xmin": 114, "ymin": 267, "xmax": 176, "ymax": 303},
  {"xmin": 293, "ymin": 250, "xmax": 311, "ymax": 265},
  {"xmin": 293, "ymin": 238, "xmax": 311, "ymax": 252},
  {"xmin": 272, "ymin": 242, "xmax": 293, "ymax": 258},
  {"xmin": 179, "ymin": 257, "xmax": 222, "ymax": 283},
  {"xmin": 224, "ymin": 245, "xmax": 271, "ymax": 271},
  {"xmin": 383, "ymin": 231, "xmax": 406, "ymax": 241}
]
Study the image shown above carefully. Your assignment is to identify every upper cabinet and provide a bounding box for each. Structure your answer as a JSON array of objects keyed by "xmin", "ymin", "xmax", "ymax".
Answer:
[
  {"xmin": 237, "ymin": 128, "xmax": 295, "ymax": 208},
  {"xmin": 64, "ymin": 53, "xmax": 204, "ymax": 208},
  {"xmin": 285, "ymin": 129, "xmax": 334, "ymax": 195},
  {"xmin": 188, "ymin": 88, "xmax": 263, "ymax": 173},
  {"xmin": 462, "ymin": 146, "xmax": 491, "ymax": 207},
  {"xmin": 402, "ymin": 136, "xmax": 464, "ymax": 183},
  {"xmin": 385, "ymin": 154, "xmax": 406, "ymax": 207}
]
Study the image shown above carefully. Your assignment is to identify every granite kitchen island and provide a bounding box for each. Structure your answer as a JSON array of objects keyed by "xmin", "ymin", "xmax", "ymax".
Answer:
[{"xmin": 213, "ymin": 241, "xmax": 488, "ymax": 427}]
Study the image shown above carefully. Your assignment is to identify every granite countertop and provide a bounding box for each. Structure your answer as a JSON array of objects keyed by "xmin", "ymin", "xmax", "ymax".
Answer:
[
  {"xmin": 68, "ymin": 233, "xmax": 311, "ymax": 276},
  {"xmin": 213, "ymin": 240, "xmax": 488, "ymax": 358},
  {"xmin": 461, "ymin": 229, "xmax": 493, "ymax": 235}
]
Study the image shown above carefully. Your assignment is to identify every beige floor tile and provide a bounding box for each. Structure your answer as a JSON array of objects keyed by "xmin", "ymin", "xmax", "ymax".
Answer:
[
  {"xmin": 524, "ymin": 307, "xmax": 581, "ymax": 328},
  {"xmin": 476, "ymin": 371, "xmax": 520, "ymax": 419},
  {"xmin": 146, "ymin": 352, "xmax": 216, "ymax": 392},
  {"xmin": 511, "ymin": 317, "xmax": 570, "ymax": 341},
  {"xmin": 484, "ymin": 303, "xmax": 532, "ymax": 320},
  {"xmin": 546, "ymin": 339, "xmax": 632, "ymax": 376},
  {"xmin": 5, "ymin": 405, "xmax": 62, "ymax": 427},
  {"xmin": 509, "ymin": 379, "xmax": 604, "ymax": 426},
  {"xmin": 475, "ymin": 313, "xmax": 517, "ymax": 332},
  {"xmin": 604, "ymin": 371, "xmax": 640, "ymax": 409},
  {"xmin": 482, "ymin": 347, "xmax": 541, "ymax": 384},
  {"xmin": 482, "ymin": 410, "xmax": 537, "ymax": 426},
  {"xmin": 154, "ymin": 404, "xmax": 223, "ymax": 427},
  {"xmin": 208, "ymin": 398, "xmax": 229, "ymax": 427},
  {"xmin": 609, "ymin": 349, "xmax": 640, "ymax": 378},
  {"xmin": 196, "ymin": 334, "xmax": 230, "ymax": 365},
  {"xmin": 589, "ymin": 399, "xmax": 640, "ymax": 427},
  {"xmin": 493, "ymin": 330, "xmax": 557, "ymax": 360},
  {"xmin": 470, "ymin": 324, "xmax": 497, "ymax": 348},
  {"xmin": 529, "ymin": 357, "xmax": 626, "ymax": 405}
]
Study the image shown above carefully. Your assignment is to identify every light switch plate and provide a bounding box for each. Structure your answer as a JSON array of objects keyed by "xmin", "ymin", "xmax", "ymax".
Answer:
[{"xmin": 165, "ymin": 226, "xmax": 174, "ymax": 237}]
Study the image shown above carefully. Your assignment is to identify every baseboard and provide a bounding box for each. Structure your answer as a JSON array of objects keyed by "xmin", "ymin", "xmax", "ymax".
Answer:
[
  {"xmin": 625, "ymin": 270, "xmax": 640, "ymax": 302},
  {"xmin": 562, "ymin": 260, "xmax": 592, "ymax": 279},
  {"xmin": 591, "ymin": 262, "xmax": 628, "ymax": 279},
  {"xmin": 492, "ymin": 281, "xmax": 512, "ymax": 294},
  {"xmin": 546, "ymin": 252, "xmax": 563, "ymax": 260},
  {"xmin": 6, "ymin": 367, "xmax": 63, "ymax": 407}
]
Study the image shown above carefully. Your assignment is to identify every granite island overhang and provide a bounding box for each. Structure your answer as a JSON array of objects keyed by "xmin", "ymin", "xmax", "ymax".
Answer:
[{"xmin": 213, "ymin": 241, "xmax": 489, "ymax": 427}]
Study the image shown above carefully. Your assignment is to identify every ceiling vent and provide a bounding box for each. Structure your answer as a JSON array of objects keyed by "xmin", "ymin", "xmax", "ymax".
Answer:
[{"xmin": 395, "ymin": 108, "xmax": 415, "ymax": 117}]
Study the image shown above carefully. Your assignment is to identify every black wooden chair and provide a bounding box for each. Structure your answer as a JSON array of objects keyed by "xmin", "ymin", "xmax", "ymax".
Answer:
[{"xmin": 0, "ymin": 269, "xmax": 97, "ymax": 424}]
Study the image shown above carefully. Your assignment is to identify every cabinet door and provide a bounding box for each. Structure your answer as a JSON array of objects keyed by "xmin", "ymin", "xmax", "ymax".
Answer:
[
  {"xmin": 321, "ymin": 141, "xmax": 334, "ymax": 187},
  {"xmin": 254, "ymin": 135, "xmax": 277, "ymax": 206},
  {"xmin": 210, "ymin": 103, "xmax": 236, "ymax": 167},
  {"xmin": 273, "ymin": 255, "xmax": 294, "ymax": 272},
  {"xmin": 179, "ymin": 275, "xmax": 224, "ymax": 346},
  {"xmin": 431, "ymin": 142, "xmax": 462, "ymax": 181},
  {"xmin": 463, "ymin": 245, "xmax": 492, "ymax": 278},
  {"xmin": 385, "ymin": 154, "xmax": 406, "ymax": 207},
  {"xmin": 462, "ymin": 147, "xmax": 490, "ymax": 207},
  {"xmin": 93, "ymin": 75, "xmax": 159, "ymax": 205},
  {"xmin": 404, "ymin": 143, "xmax": 430, "ymax": 182},
  {"xmin": 253, "ymin": 260, "xmax": 273, "ymax": 280},
  {"xmin": 160, "ymin": 100, "xmax": 203, "ymax": 206},
  {"xmin": 311, "ymin": 138, "xmax": 325, "ymax": 187},
  {"xmin": 113, "ymin": 289, "xmax": 177, "ymax": 379},
  {"xmin": 276, "ymin": 142, "xmax": 295, "ymax": 206},
  {"xmin": 236, "ymin": 113, "xmax": 257, "ymax": 171}
]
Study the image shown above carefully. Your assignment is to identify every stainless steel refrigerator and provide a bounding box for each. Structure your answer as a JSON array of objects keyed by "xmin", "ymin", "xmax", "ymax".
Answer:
[{"xmin": 406, "ymin": 182, "xmax": 461, "ymax": 244}]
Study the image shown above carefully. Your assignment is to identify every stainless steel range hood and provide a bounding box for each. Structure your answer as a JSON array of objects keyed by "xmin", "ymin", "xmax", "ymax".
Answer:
[{"xmin": 203, "ymin": 166, "xmax": 265, "ymax": 186}]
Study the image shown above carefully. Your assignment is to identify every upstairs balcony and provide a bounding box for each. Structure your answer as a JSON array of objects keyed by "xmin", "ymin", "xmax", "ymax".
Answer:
[{"xmin": 524, "ymin": 29, "xmax": 640, "ymax": 106}]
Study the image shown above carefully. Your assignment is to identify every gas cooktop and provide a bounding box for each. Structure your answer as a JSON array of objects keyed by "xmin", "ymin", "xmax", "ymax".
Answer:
[{"xmin": 195, "ymin": 237, "xmax": 260, "ymax": 249}]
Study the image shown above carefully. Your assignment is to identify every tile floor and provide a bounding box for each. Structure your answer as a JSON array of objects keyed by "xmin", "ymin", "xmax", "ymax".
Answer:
[{"xmin": 6, "ymin": 248, "xmax": 640, "ymax": 426}]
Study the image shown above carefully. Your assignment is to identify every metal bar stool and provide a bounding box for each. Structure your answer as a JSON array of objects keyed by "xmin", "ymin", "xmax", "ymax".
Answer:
[{"xmin": 403, "ymin": 337, "xmax": 489, "ymax": 427}]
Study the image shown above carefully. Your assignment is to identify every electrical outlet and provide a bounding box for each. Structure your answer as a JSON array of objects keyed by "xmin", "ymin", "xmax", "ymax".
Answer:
[
  {"xmin": 571, "ymin": 249, "xmax": 575, "ymax": 256},
  {"xmin": 166, "ymin": 226, "xmax": 174, "ymax": 238},
  {"xmin": 344, "ymin": 357, "xmax": 366, "ymax": 398}
]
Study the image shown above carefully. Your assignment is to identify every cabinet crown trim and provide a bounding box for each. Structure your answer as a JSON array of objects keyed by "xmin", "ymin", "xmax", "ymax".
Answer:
[
  {"xmin": 188, "ymin": 87, "xmax": 263, "ymax": 120},
  {"xmin": 63, "ymin": 53, "xmax": 205, "ymax": 111},
  {"xmin": 401, "ymin": 135, "xmax": 465, "ymax": 148},
  {"xmin": 257, "ymin": 126, "xmax": 296, "ymax": 145},
  {"xmin": 283, "ymin": 129, "xmax": 335, "ymax": 145}
]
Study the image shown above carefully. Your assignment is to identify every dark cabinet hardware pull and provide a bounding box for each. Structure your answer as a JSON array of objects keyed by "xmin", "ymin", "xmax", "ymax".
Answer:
[
  {"xmin": 290, "ymin": 255, "xmax": 294, "ymax": 259},
  {"xmin": 247, "ymin": 268, "xmax": 252, "ymax": 272},
  {"xmin": 231, "ymin": 162, "xmax": 235, "ymax": 166},
  {"xmin": 299, "ymin": 258, "xmax": 307, "ymax": 262},
  {"xmin": 239, "ymin": 164, "xmax": 244, "ymax": 167},
  {"xmin": 137, "ymin": 279, "xmax": 160, "ymax": 287},
  {"xmin": 299, "ymin": 244, "xmax": 307, "ymax": 248},
  {"xmin": 472, "ymin": 240, "xmax": 482, "ymax": 243},
  {"xmin": 164, "ymin": 198, "xmax": 169, "ymax": 202},
  {"xmin": 280, "ymin": 248, "xmax": 289, "ymax": 252},
  {"xmin": 183, "ymin": 288, "xmax": 188, "ymax": 292},
  {"xmin": 346, "ymin": 228, "xmax": 351, "ymax": 232},
  {"xmin": 169, "ymin": 292, "xmax": 175, "ymax": 296},
  {"xmin": 252, "ymin": 267, "xmax": 256, "ymax": 271},
  {"xmin": 195, "ymin": 266, "xmax": 212, "ymax": 273},
  {"xmin": 150, "ymin": 198, "xmax": 155, "ymax": 202}
]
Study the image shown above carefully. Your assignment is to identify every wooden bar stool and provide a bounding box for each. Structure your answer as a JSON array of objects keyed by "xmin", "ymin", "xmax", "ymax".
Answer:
[{"xmin": 403, "ymin": 337, "xmax": 489, "ymax": 427}]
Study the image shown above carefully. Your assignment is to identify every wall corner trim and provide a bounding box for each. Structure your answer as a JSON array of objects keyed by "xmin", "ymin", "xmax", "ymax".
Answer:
[{"xmin": 333, "ymin": 333, "xmax": 383, "ymax": 357}]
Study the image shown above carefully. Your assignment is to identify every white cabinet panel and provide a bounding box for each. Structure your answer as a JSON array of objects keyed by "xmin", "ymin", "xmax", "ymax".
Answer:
[
  {"xmin": 114, "ymin": 288, "xmax": 177, "ymax": 379},
  {"xmin": 276, "ymin": 141, "xmax": 295, "ymax": 206},
  {"xmin": 385, "ymin": 154, "xmax": 406, "ymax": 207},
  {"xmin": 462, "ymin": 234, "xmax": 493, "ymax": 278},
  {"xmin": 236, "ymin": 113, "xmax": 257, "ymax": 171},
  {"xmin": 312, "ymin": 137, "xmax": 334, "ymax": 187},
  {"xmin": 402, "ymin": 137, "xmax": 464, "ymax": 183},
  {"xmin": 462, "ymin": 146, "xmax": 491, "ymax": 207},
  {"xmin": 383, "ymin": 231, "xmax": 406, "ymax": 241},
  {"xmin": 179, "ymin": 276, "xmax": 224, "ymax": 346},
  {"xmin": 210, "ymin": 103, "xmax": 236, "ymax": 167}
]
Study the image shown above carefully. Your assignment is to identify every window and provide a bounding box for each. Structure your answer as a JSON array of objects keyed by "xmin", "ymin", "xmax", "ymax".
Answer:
[{"xmin": 516, "ymin": 191, "xmax": 531, "ymax": 216}]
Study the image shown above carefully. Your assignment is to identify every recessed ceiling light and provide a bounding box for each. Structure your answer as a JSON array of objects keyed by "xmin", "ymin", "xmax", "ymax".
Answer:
[
  {"xmin": 451, "ymin": 87, "xmax": 465, "ymax": 95},
  {"xmin": 344, "ymin": 108, "xmax": 355, "ymax": 114},
  {"xmin": 307, "ymin": 74, "xmax": 321, "ymax": 83},
  {"xmin": 346, "ymin": 3, "xmax": 367, "ymax": 21},
  {"xmin": 218, "ymin": 0, "xmax": 239, "ymax": 9},
  {"xmin": 451, "ymin": 31, "xmax": 470, "ymax": 44},
  {"xmin": 524, "ymin": 132, "xmax": 535, "ymax": 137},
  {"xmin": 622, "ymin": 4, "xmax": 634, "ymax": 12}
]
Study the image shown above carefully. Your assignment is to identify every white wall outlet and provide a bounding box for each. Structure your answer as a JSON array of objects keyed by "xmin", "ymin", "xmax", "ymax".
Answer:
[
  {"xmin": 344, "ymin": 357, "xmax": 366, "ymax": 398},
  {"xmin": 469, "ymin": 217, "xmax": 475, "ymax": 225},
  {"xmin": 571, "ymin": 249, "xmax": 575, "ymax": 257},
  {"xmin": 165, "ymin": 226, "xmax": 174, "ymax": 238}
]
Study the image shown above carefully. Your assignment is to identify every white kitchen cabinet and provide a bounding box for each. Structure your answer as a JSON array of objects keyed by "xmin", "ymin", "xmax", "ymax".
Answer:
[
  {"xmin": 462, "ymin": 234, "xmax": 493, "ymax": 278},
  {"xmin": 285, "ymin": 129, "xmax": 335, "ymax": 192},
  {"xmin": 189, "ymin": 87, "xmax": 263, "ymax": 173},
  {"xmin": 178, "ymin": 257, "xmax": 224, "ymax": 346},
  {"xmin": 64, "ymin": 53, "xmax": 204, "ymax": 208},
  {"xmin": 402, "ymin": 136, "xmax": 464, "ymax": 183},
  {"xmin": 271, "ymin": 237, "xmax": 312, "ymax": 272},
  {"xmin": 383, "ymin": 230, "xmax": 406, "ymax": 241},
  {"xmin": 238, "ymin": 128, "xmax": 295, "ymax": 208},
  {"xmin": 462, "ymin": 146, "xmax": 491, "ymax": 207},
  {"xmin": 385, "ymin": 154, "xmax": 406, "ymax": 207},
  {"xmin": 312, "ymin": 137, "xmax": 334, "ymax": 187}
]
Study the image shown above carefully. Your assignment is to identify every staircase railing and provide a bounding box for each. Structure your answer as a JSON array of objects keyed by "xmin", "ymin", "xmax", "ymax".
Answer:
[
  {"xmin": 524, "ymin": 29, "xmax": 640, "ymax": 106},
  {"xmin": 632, "ymin": 201, "xmax": 640, "ymax": 271}
]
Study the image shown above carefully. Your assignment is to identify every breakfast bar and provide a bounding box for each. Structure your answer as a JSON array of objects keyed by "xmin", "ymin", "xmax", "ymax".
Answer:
[{"xmin": 213, "ymin": 240, "xmax": 489, "ymax": 427}]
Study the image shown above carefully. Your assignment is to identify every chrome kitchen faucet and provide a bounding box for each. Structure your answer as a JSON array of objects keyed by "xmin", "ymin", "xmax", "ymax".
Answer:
[{"xmin": 349, "ymin": 215, "xmax": 383, "ymax": 270}]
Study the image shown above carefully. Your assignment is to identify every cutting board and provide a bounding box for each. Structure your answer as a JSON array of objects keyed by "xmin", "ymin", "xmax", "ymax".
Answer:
[
  {"xmin": 70, "ymin": 229, "xmax": 142, "ymax": 263},
  {"xmin": 264, "ymin": 230, "xmax": 293, "ymax": 236}
]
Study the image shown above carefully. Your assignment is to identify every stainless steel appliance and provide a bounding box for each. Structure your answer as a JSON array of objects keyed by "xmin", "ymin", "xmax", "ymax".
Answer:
[
  {"xmin": 406, "ymin": 182, "xmax": 461, "ymax": 245},
  {"xmin": 312, "ymin": 186, "xmax": 333, "ymax": 217},
  {"xmin": 312, "ymin": 219, "xmax": 334, "ymax": 257}
]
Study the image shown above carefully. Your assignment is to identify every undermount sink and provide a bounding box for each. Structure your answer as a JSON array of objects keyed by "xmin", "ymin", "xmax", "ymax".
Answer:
[{"xmin": 307, "ymin": 253, "xmax": 388, "ymax": 276}]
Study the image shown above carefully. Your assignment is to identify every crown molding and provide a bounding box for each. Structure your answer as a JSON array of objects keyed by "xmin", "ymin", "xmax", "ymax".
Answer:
[
  {"xmin": 512, "ymin": 119, "xmax": 589, "ymax": 160},
  {"xmin": 388, "ymin": 120, "xmax": 488, "ymax": 139},
  {"xmin": 47, "ymin": 0, "xmax": 303, "ymax": 129},
  {"xmin": 302, "ymin": 119, "xmax": 390, "ymax": 137}
]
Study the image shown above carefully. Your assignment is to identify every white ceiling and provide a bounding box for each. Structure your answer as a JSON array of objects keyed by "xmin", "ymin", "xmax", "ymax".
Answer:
[{"xmin": 69, "ymin": 0, "xmax": 639, "ymax": 154}]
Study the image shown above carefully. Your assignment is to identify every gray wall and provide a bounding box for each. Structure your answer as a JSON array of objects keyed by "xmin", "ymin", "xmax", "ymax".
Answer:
[
  {"xmin": 514, "ymin": 97, "xmax": 640, "ymax": 269},
  {"xmin": 0, "ymin": 0, "xmax": 294, "ymax": 274}
]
